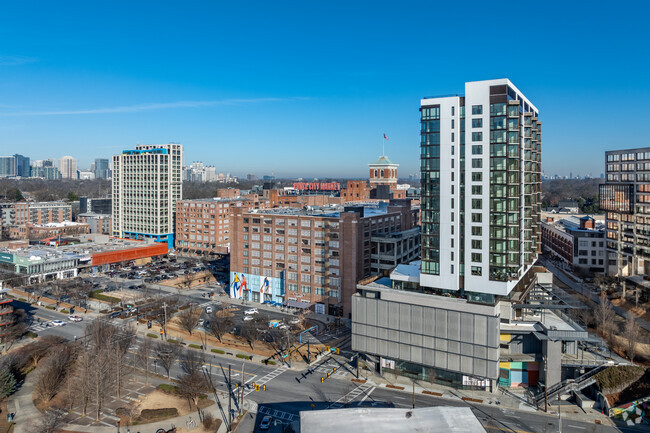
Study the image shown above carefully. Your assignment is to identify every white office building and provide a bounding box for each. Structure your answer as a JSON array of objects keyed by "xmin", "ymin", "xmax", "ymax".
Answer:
[{"xmin": 112, "ymin": 144, "xmax": 183, "ymax": 248}]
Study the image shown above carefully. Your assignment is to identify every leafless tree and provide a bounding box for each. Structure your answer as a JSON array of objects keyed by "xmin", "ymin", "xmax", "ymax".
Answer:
[
  {"xmin": 28, "ymin": 407, "xmax": 67, "ymax": 433},
  {"xmin": 178, "ymin": 305, "xmax": 201, "ymax": 336},
  {"xmin": 209, "ymin": 307, "xmax": 234, "ymax": 343},
  {"xmin": 179, "ymin": 348, "xmax": 206, "ymax": 375},
  {"xmin": 177, "ymin": 371, "xmax": 208, "ymax": 410},
  {"xmin": 72, "ymin": 350, "xmax": 93, "ymax": 417},
  {"xmin": 624, "ymin": 312, "xmax": 641, "ymax": 362},
  {"xmin": 1, "ymin": 309, "xmax": 28, "ymax": 353},
  {"xmin": 113, "ymin": 326, "xmax": 135, "ymax": 399},
  {"xmin": 241, "ymin": 315, "xmax": 266, "ymax": 350},
  {"xmin": 137, "ymin": 335, "xmax": 154, "ymax": 385},
  {"xmin": 34, "ymin": 344, "xmax": 76, "ymax": 404},
  {"xmin": 155, "ymin": 340, "xmax": 181, "ymax": 379},
  {"xmin": 595, "ymin": 291, "xmax": 616, "ymax": 340}
]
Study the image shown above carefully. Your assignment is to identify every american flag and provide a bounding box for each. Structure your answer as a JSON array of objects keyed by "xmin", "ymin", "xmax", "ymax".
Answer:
[{"xmin": 383, "ymin": 133, "xmax": 389, "ymax": 141}]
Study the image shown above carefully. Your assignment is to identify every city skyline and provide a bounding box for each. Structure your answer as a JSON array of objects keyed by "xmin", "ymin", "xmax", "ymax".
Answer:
[{"xmin": 2, "ymin": 1, "xmax": 649, "ymax": 177}]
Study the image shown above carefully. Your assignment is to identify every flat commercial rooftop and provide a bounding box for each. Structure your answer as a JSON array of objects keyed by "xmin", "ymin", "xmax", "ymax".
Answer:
[{"xmin": 300, "ymin": 406, "xmax": 486, "ymax": 433}]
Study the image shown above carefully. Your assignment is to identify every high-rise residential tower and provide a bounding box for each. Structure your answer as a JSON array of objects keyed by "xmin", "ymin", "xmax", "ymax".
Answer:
[
  {"xmin": 111, "ymin": 144, "xmax": 183, "ymax": 248},
  {"xmin": 419, "ymin": 79, "xmax": 542, "ymax": 298},
  {"xmin": 600, "ymin": 147, "xmax": 650, "ymax": 277},
  {"xmin": 352, "ymin": 79, "xmax": 542, "ymax": 388},
  {"xmin": 58, "ymin": 156, "xmax": 78, "ymax": 179}
]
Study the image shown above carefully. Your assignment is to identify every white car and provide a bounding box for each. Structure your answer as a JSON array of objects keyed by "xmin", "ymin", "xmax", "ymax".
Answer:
[
  {"xmin": 68, "ymin": 315, "xmax": 83, "ymax": 322},
  {"xmin": 205, "ymin": 306, "xmax": 213, "ymax": 314},
  {"xmin": 243, "ymin": 315, "xmax": 255, "ymax": 321},
  {"xmin": 51, "ymin": 320, "xmax": 65, "ymax": 327},
  {"xmin": 244, "ymin": 308, "xmax": 258, "ymax": 315},
  {"xmin": 289, "ymin": 318, "xmax": 301, "ymax": 325}
]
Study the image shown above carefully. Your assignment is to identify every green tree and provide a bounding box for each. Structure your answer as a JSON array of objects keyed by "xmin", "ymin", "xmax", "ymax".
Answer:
[
  {"xmin": 0, "ymin": 368, "xmax": 17, "ymax": 398},
  {"xmin": 6, "ymin": 187, "xmax": 23, "ymax": 201},
  {"xmin": 67, "ymin": 191, "xmax": 79, "ymax": 202}
]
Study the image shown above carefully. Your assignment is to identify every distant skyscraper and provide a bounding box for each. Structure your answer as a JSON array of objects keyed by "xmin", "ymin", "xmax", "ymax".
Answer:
[
  {"xmin": 94, "ymin": 158, "xmax": 110, "ymax": 179},
  {"xmin": 0, "ymin": 154, "xmax": 30, "ymax": 178},
  {"xmin": 59, "ymin": 156, "xmax": 78, "ymax": 179},
  {"xmin": 112, "ymin": 144, "xmax": 183, "ymax": 248}
]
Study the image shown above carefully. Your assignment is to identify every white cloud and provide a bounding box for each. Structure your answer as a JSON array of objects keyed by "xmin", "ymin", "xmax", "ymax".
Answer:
[
  {"xmin": 0, "ymin": 56, "xmax": 37, "ymax": 66},
  {"xmin": 0, "ymin": 97, "xmax": 304, "ymax": 116}
]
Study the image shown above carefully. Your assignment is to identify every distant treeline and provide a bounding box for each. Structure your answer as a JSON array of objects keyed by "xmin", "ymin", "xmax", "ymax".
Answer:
[{"xmin": 542, "ymin": 178, "xmax": 604, "ymax": 214}]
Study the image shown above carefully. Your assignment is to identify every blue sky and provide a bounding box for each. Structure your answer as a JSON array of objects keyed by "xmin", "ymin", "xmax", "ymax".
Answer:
[{"xmin": 1, "ymin": 1, "xmax": 648, "ymax": 178}]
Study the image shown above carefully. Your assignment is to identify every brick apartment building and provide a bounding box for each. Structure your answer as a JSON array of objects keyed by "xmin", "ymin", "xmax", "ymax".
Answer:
[
  {"xmin": 229, "ymin": 199, "xmax": 419, "ymax": 317},
  {"xmin": 175, "ymin": 194, "xmax": 270, "ymax": 255},
  {"xmin": 1, "ymin": 201, "xmax": 73, "ymax": 239}
]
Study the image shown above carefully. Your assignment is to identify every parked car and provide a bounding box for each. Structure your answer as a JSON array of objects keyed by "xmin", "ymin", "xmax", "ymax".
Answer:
[
  {"xmin": 244, "ymin": 308, "xmax": 258, "ymax": 315},
  {"xmin": 289, "ymin": 318, "xmax": 301, "ymax": 325},
  {"xmin": 51, "ymin": 320, "xmax": 65, "ymax": 327},
  {"xmin": 205, "ymin": 306, "xmax": 213, "ymax": 314},
  {"xmin": 243, "ymin": 316, "xmax": 255, "ymax": 321},
  {"xmin": 68, "ymin": 315, "xmax": 82, "ymax": 322},
  {"xmin": 259, "ymin": 415, "xmax": 272, "ymax": 430}
]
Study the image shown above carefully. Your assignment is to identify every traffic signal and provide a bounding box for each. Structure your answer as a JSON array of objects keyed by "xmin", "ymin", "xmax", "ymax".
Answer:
[
  {"xmin": 256, "ymin": 384, "xmax": 260, "ymax": 391},
  {"xmin": 327, "ymin": 372, "xmax": 330, "ymax": 378},
  {"xmin": 333, "ymin": 367, "xmax": 336, "ymax": 372},
  {"xmin": 263, "ymin": 385, "xmax": 266, "ymax": 391},
  {"xmin": 336, "ymin": 348, "xmax": 340, "ymax": 354},
  {"xmin": 321, "ymin": 377, "xmax": 324, "ymax": 383},
  {"xmin": 326, "ymin": 346, "xmax": 330, "ymax": 351}
]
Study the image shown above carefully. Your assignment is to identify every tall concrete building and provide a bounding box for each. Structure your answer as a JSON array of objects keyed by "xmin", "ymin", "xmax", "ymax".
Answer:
[
  {"xmin": 94, "ymin": 158, "xmax": 110, "ymax": 179},
  {"xmin": 0, "ymin": 154, "xmax": 30, "ymax": 178},
  {"xmin": 353, "ymin": 79, "xmax": 543, "ymax": 388},
  {"xmin": 111, "ymin": 144, "xmax": 183, "ymax": 248},
  {"xmin": 600, "ymin": 147, "xmax": 650, "ymax": 276},
  {"xmin": 58, "ymin": 156, "xmax": 78, "ymax": 179}
]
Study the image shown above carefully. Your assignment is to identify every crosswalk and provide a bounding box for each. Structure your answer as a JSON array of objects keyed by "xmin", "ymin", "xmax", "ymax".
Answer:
[
  {"xmin": 314, "ymin": 359, "xmax": 349, "ymax": 378},
  {"xmin": 28, "ymin": 322, "xmax": 51, "ymax": 332},
  {"xmin": 329, "ymin": 383, "xmax": 375, "ymax": 409},
  {"xmin": 257, "ymin": 405, "xmax": 298, "ymax": 422},
  {"xmin": 244, "ymin": 365, "xmax": 288, "ymax": 396}
]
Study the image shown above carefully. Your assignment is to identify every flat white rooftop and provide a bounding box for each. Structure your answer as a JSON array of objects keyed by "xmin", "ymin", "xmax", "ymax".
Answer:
[{"xmin": 300, "ymin": 406, "xmax": 486, "ymax": 433}]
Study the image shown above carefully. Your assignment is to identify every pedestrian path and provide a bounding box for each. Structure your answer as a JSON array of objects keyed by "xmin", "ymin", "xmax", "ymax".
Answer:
[{"xmin": 28, "ymin": 322, "xmax": 51, "ymax": 332}]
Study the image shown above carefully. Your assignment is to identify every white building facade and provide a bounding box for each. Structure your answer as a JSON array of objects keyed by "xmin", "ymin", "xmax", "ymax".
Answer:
[{"xmin": 112, "ymin": 144, "xmax": 183, "ymax": 248}]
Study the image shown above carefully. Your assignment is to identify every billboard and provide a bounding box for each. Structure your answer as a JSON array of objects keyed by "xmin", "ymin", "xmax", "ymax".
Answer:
[{"xmin": 229, "ymin": 272, "xmax": 284, "ymax": 300}]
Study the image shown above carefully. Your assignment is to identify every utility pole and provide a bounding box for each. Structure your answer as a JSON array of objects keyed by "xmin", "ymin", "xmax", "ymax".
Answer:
[
  {"xmin": 228, "ymin": 365, "xmax": 232, "ymax": 430},
  {"xmin": 558, "ymin": 393, "xmax": 562, "ymax": 433},
  {"xmin": 162, "ymin": 302, "xmax": 167, "ymax": 340},
  {"xmin": 544, "ymin": 356, "xmax": 548, "ymax": 412},
  {"xmin": 412, "ymin": 380, "xmax": 415, "ymax": 409},
  {"xmin": 240, "ymin": 362, "xmax": 245, "ymax": 415}
]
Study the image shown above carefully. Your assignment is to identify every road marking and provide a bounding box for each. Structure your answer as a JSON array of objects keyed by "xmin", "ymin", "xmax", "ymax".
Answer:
[
  {"xmin": 329, "ymin": 383, "xmax": 374, "ymax": 408},
  {"xmin": 257, "ymin": 405, "xmax": 297, "ymax": 421},
  {"xmin": 484, "ymin": 426, "xmax": 536, "ymax": 433},
  {"xmin": 359, "ymin": 386, "xmax": 375, "ymax": 403},
  {"xmin": 567, "ymin": 425, "xmax": 585, "ymax": 430},
  {"xmin": 244, "ymin": 365, "xmax": 288, "ymax": 396}
]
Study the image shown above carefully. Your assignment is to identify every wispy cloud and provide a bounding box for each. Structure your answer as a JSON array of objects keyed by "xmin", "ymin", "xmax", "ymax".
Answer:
[
  {"xmin": 0, "ymin": 56, "xmax": 37, "ymax": 66},
  {"xmin": 0, "ymin": 97, "xmax": 305, "ymax": 116}
]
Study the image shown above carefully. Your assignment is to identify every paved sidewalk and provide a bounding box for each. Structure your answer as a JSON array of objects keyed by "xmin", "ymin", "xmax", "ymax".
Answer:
[
  {"xmin": 357, "ymin": 371, "xmax": 617, "ymax": 427},
  {"xmin": 8, "ymin": 371, "xmax": 230, "ymax": 433}
]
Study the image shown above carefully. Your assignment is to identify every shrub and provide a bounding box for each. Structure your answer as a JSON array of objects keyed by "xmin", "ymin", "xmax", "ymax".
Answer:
[
  {"xmin": 236, "ymin": 354, "xmax": 252, "ymax": 360},
  {"xmin": 25, "ymin": 331, "xmax": 38, "ymax": 339},
  {"xmin": 203, "ymin": 412, "xmax": 215, "ymax": 429},
  {"xmin": 157, "ymin": 384, "xmax": 178, "ymax": 394},
  {"xmin": 594, "ymin": 366, "xmax": 646, "ymax": 393},
  {"xmin": 211, "ymin": 349, "xmax": 225, "ymax": 354},
  {"xmin": 60, "ymin": 309, "xmax": 69, "ymax": 314},
  {"xmin": 167, "ymin": 338, "xmax": 180, "ymax": 345},
  {"xmin": 89, "ymin": 289, "xmax": 120, "ymax": 304},
  {"xmin": 45, "ymin": 306, "xmax": 55, "ymax": 310},
  {"xmin": 189, "ymin": 343, "xmax": 202, "ymax": 349},
  {"xmin": 137, "ymin": 407, "xmax": 178, "ymax": 422},
  {"xmin": 146, "ymin": 333, "xmax": 159, "ymax": 339},
  {"xmin": 267, "ymin": 360, "xmax": 276, "ymax": 365},
  {"xmin": 18, "ymin": 298, "xmax": 27, "ymax": 302}
]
